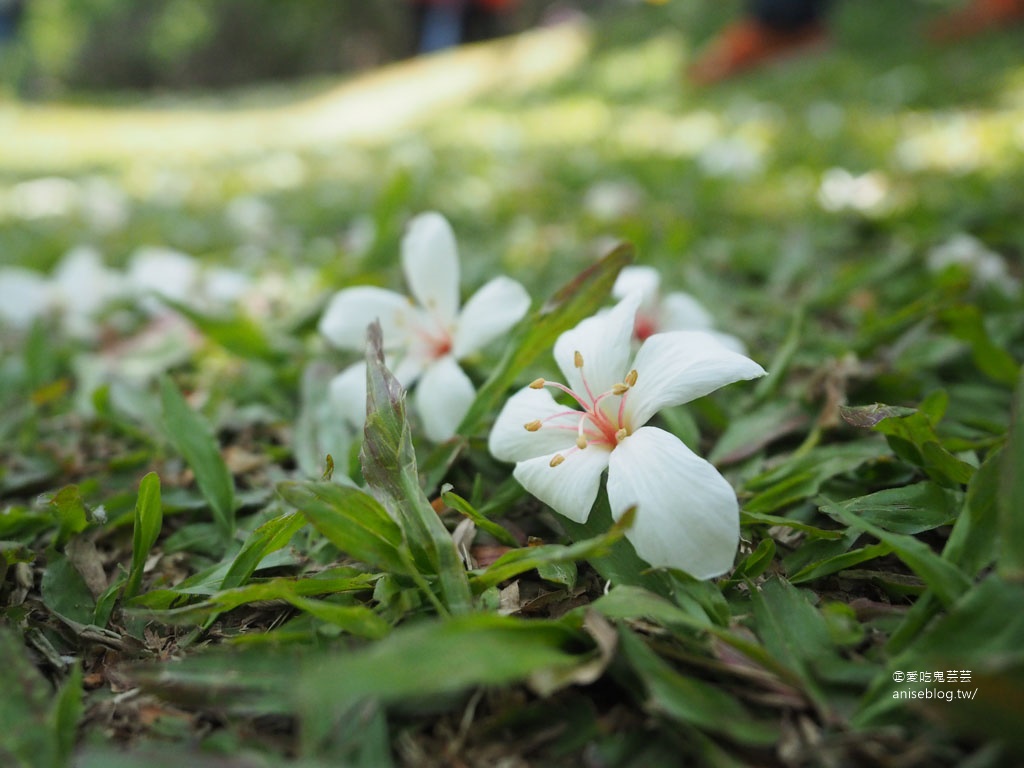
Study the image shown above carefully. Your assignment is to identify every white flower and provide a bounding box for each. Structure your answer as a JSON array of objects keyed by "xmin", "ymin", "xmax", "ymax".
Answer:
[
  {"xmin": 927, "ymin": 233, "xmax": 1019, "ymax": 295},
  {"xmin": 613, "ymin": 265, "xmax": 746, "ymax": 354},
  {"xmin": 0, "ymin": 267, "xmax": 51, "ymax": 329},
  {"xmin": 50, "ymin": 246, "xmax": 125, "ymax": 339},
  {"xmin": 127, "ymin": 246, "xmax": 201, "ymax": 314},
  {"xmin": 488, "ymin": 293, "xmax": 766, "ymax": 579},
  {"xmin": 319, "ymin": 212, "xmax": 531, "ymax": 442}
]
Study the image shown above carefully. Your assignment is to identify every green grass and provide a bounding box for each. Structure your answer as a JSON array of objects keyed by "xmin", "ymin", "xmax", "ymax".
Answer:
[{"xmin": 1, "ymin": 2, "xmax": 1023, "ymax": 766}]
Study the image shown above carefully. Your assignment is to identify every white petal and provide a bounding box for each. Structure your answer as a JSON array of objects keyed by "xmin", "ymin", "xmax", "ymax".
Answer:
[
  {"xmin": 402, "ymin": 212, "xmax": 460, "ymax": 326},
  {"xmin": 0, "ymin": 267, "xmax": 51, "ymax": 328},
  {"xmin": 452, "ymin": 277, "xmax": 531, "ymax": 359},
  {"xmin": 489, "ymin": 386, "xmax": 584, "ymax": 463},
  {"xmin": 658, "ymin": 291, "xmax": 714, "ymax": 332},
  {"xmin": 607, "ymin": 426, "xmax": 739, "ymax": 579},
  {"xmin": 328, "ymin": 363, "xmax": 368, "ymax": 429},
  {"xmin": 318, "ymin": 286, "xmax": 414, "ymax": 351},
  {"xmin": 553, "ymin": 292, "xmax": 641, "ymax": 396},
  {"xmin": 414, "ymin": 355, "xmax": 476, "ymax": 442},
  {"xmin": 625, "ymin": 331, "xmax": 766, "ymax": 428},
  {"xmin": 513, "ymin": 446, "xmax": 610, "ymax": 524},
  {"xmin": 612, "ymin": 265, "xmax": 661, "ymax": 306}
]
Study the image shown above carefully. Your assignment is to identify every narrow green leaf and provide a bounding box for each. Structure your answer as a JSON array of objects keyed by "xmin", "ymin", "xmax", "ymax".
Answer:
[
  {"xmin": 618, "ymin": 627, "xmax": 778, "ymax": 746},
  {"xmin": 159, "ymin": 377, "xmax": 236, "ymax": 541},
  {"xmin": 730, "ymin": 537, "xmax": 776, "ymax": 581},
  {"xmin": 159, "ymin": 297, "xmax": 284, "ymax": 362},
  {"xmin": 0, "ymin": 627, "xmax": 58, "ymax": 767},
  {"xmin": 789, "ymin": 543, "xmax": 893, "ymax": 584},
  {"xmin": 999, "ymin": 370, "xmax": 1024, "ymax": 581},
  {"xmin": 285, "ymin": 594, "xmax": 389, "ymax": 639},
  {"xmin": 133, "ymin": 570, "xmax": 378, "ymax": 624},
  {"xmin": 941, "ymin": 304, "xmax": 1019, "ymax": 386},
  {"xmin": 820, "ymin": 496, "xmax": 971, "ymax": 606},
  {"xmin": 826, "ymin": 483, "xmax": 960, "ymax": 535},
  {"xmin": 470, "ymin": 510, "xmax": 632, "ymax": 592},
  {"xmin": 943, "ymin": 447, "xmax": 1001, "ymax": 576},
  {"xmin": 280, "ymin": 481, "xmax": 408, "ymax": 576},
  {"xmin": 297, "ymin": 613, "xmax": 586, "ymax": 750},
  {"xmin": 361, "ymin": 322, "xmax": 473, "ymax": 615},
  {"xmin": 124, "ymin": 472, "xmax": 162, "ymax": 599},
  {"xmin": 48, "ymin": 662, "xmax": 83, "ymax": 767},
  {"xmin": 441, "ymin": 489, "xmax": 519, "ymax": 547},
  {"xmin": 221, "ymin": 510, "xmax": 306, "ymax": 591}
]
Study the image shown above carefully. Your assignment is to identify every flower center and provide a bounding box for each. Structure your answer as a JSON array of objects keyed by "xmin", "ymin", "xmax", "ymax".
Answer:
[{"xmin": 523, "ymin": 351, "xmax": 638, "ymax": 466}]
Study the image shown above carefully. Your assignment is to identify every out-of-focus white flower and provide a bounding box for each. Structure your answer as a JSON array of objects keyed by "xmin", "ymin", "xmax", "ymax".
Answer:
[
  {"xmin": 583, "ymin": 180, "xmax": 643, "ymax": 222},
  {"xmin": 127, "ymin": 246, "xmax": 202, "ymax": 313},
  {"xmin": 80, "ymin": 177, "xmax": 130, "ymax": 233},
  {"xmin": 0, "ymin": 267, "xmax": 51, "ymax": 328},
  {"xmin": 488, "ymin": 293, "xmax": 766, "ymax": 578},
  {"xmin": 225, "ymin": 195, "xmax": 275, "ymax": 243},
  {"xmin": 9, "ymin": 177, "xmax": 80, "ymax": 220},
  {"xmin": 612, "ymin": 265, "xmax": 746, "ymax": 353},
  {"xmin": 927, "ymin": 233, "xmax": 1020, "ymax": 295},
  {"xmin": 319, "ymin": 212, "xmax": 531, "ymax": 442},
  {"xmin": 817, "ymin": 168, "xmax": 890, "ymax": 215},
  {"xmin": 50, "ymin": 246, "xmax": 126, "ymax": 339},
  {"xmin": 698, "ymin": 136, "xmax": 764, "ymax": 179}
]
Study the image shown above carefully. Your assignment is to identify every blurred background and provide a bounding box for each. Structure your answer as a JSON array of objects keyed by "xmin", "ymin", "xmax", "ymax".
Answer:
[{"xmin": 1, "ymin": 0, "xmax": 586, "ymax": 94}]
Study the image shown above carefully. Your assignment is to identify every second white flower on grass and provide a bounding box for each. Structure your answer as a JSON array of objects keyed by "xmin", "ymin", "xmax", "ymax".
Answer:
[
  {"xmin": 613, "ymin": 265, "xmax": 746, "ymax": 353},
  {"xmin": 488, "ymin": 292, "xmax": 766, "ymax": 579},
  {"xmin": 320, "ymin": 212, "xmax": 531, "ymax": 442}
]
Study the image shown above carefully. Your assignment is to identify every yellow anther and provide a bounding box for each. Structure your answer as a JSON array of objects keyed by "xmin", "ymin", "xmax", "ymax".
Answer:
[
  {"xmin": 615, "ymin": 428, "xmax": 628, "ymax": 442},
  {"xmin": 523, "ymin": 419, "xmax": 542, "ymax": 432},
  {"xmin": 576, "ymin": 435, "xmax": 588, "ymax": 450},
  {"xmin": 549, "ymin": 454, "xmax": 566, "ymax": 467},
  {"xmin": 529, "ymin": 378, "xmax": 546, "ymax": 389},
  {"xmin": 611, "ymin": 383, "xmax": 629, "ymax": 396},
  {"xmin": 574, "ymin": 350, "xmax": 584, "ymax": 368},
  {"xmin": 624, "ymin": 369, "xmax": 638, "ymax": 387}
]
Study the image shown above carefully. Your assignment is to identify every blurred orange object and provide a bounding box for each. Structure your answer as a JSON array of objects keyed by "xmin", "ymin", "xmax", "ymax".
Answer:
[
  {"xmin": 928, "ymin": 0, "xmax": 1024, "ymax": 41},
  {"xmin": 687, "ymin": 18, "xmax": 829, "ymax": 86}
]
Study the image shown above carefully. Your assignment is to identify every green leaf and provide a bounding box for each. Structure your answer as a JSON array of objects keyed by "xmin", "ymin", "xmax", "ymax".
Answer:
[
  {"xmin": 158, "ymin": 297, "xmax": 284, "ymax": 362},
  {"xmin": 360, "ymin": 321, "xmax": 473, "ymax": 615},
  {"xmin": 133, "ymin": 569, "xmax": 379, "ymax": 626},
  {"xmin": 48, "ymin": 663, "xmax": 83, "ymax": 767},
  {"xmin": 840, "ymin": 403, "xmax": 975, "ymax": 487},
  {"xmin": 441, "ymin": 488, "xmax": 519, "ymax": 547},
  {"xmin": 789, "ymin": 542, "xmax": 893, "ymax": 584},
  {"xmin": 221, "ymin": 510, "xmax": 306, "ymax": 591},
  {"xmin": 820, "ymin": 496, "xmax": 972, "ymax": 606},
  {"xmin": 48, "ymin": 486, "xmax": 88, "ymax": 550},
  {"xmin": 729, "ymin": 537, "xmax": 776, "ymax": 581},
  {"xmin": 470, "ymin": 510, "xmax": 632, "ymax": 592},
  {"xmin": 941, "ymin": 304, "xmax": 1019, "ymax": 386},
  {"xmin": 617, "ymin": 627, "xmax": 778, "ymax": 746},
  {"xmin": 279, "ymin": 481, "xmax": 408, "ymax": 576},
  {"xmin": 942, "ymin": 447, "xmax": 1001, "ymax": 577},
  {"xmin": 0, "ymin": 627, "xmax": 80, "ymax": 768},
  {"xmin": 159, "ymin": 377, "xmax": 236, "ymax": 542},
  {"xmin": 747, "ymin": 578, "xmax": 833, "ymax": 710},
  {"xmin": 295, "ymin": 614, "xmax": 588, "ymax": 751},
  {"xmin": 743, "ymin": 441, "xmax": 890, "ymax": 514},
  {"xmin": 999, "ymin": 369, "xmax": 1024, "ymax": 581},
  {"xmin": 41, "ymin": 553, "xmax": 95, "ymax": 625},
  {"xmin": 825, "ymin": 483, "xmax": 960, "ymax": 535},
  {"xmin": 124, "ymin": 472, "xmax": 162, "ymax": 599}
]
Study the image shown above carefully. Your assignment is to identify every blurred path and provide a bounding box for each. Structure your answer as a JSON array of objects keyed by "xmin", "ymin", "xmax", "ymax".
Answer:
[{"xmin": 0, "ymin": 20, "xmax": 590, "ymax": 171}]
